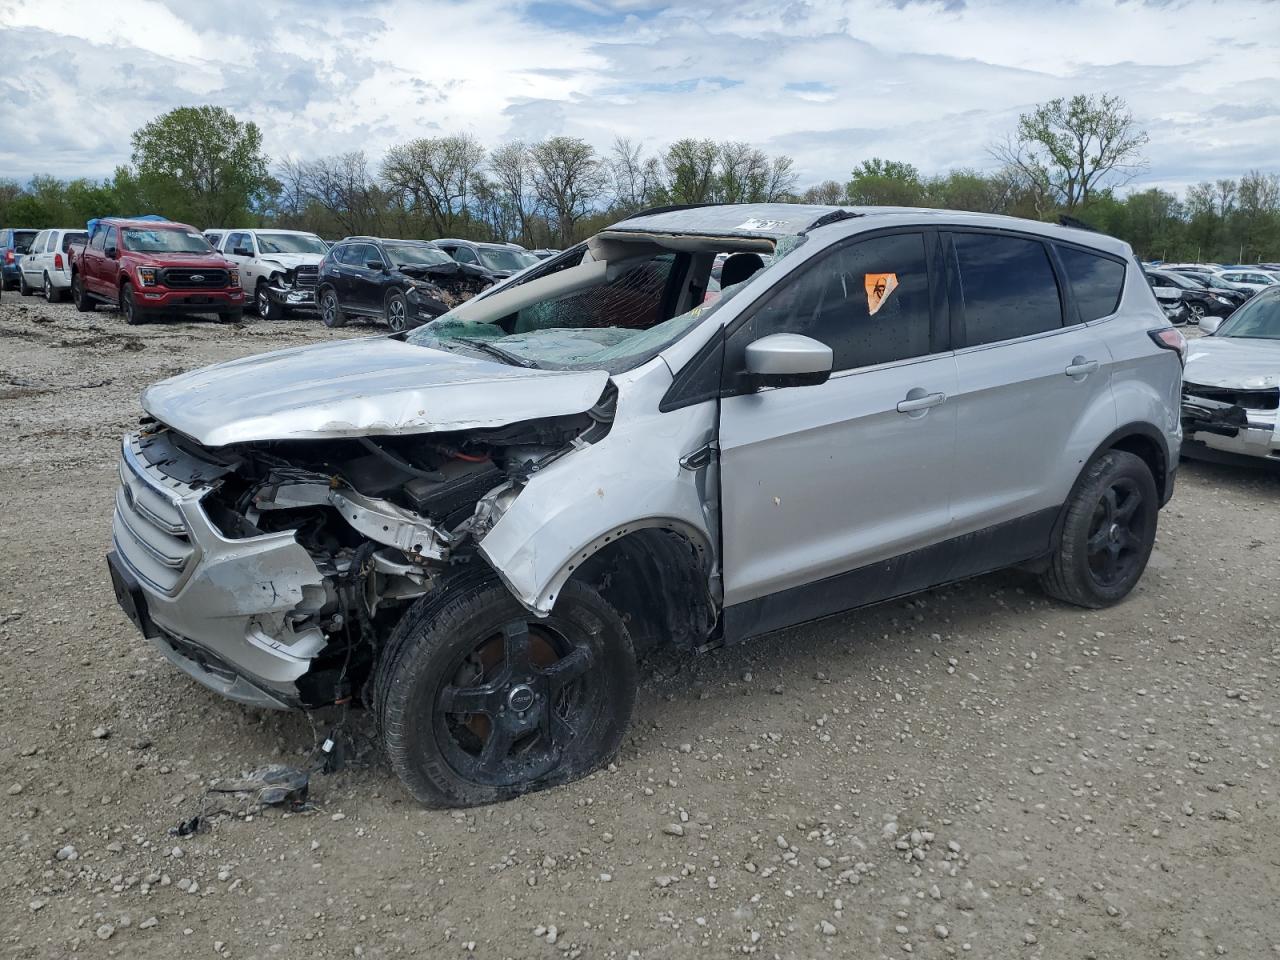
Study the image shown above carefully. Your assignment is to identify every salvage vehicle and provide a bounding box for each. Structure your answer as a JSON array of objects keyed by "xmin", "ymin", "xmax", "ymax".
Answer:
[
  {"xmin": 1181, "ymin": 287, "xmax": 1280, "ymax": 464},
  {"xmin": 316, "ymin": 237, "xmax": 491, "ymax": 331},
  {"xmin": 16, "ymin": 228, "xmax": 87, "ymax": 301},
  {"xmin": 1, "ymin": 227, "xmax": 39, "ymax": 290},
  {"xmin": 108, "ymin": 204, "xmax": 1183, "ymax": 807},
  {"xmin": 434, "ymin": 238, "xmax": 538, "ymax": 280},
  {"xmin": 69, "ymin": 219, "xmax": 244, "ymax": 324},
  {"xmin": 215, "ymin": 229, "xmax": 328, "ymax": 320},
  {"xmin": 1146, "ymin": 269, "xmax": 1237, "ymax": 323},
  {"xmin": 1218, "ymin": 268, "xmax": 1280, "ymax": 294}
]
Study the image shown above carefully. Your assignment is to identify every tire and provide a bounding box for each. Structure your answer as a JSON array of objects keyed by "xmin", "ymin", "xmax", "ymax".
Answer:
[
  {"xmin": 1188, "ymin": 303, "xmax": 1205, "ymax": 323},
  {"xmin": 319, "ymin": 288, "xmax": 347, "ymax": 328},
  {"xmin": 220, "ymin": 308, "xmax": 244, "ymax": 324},
  {"xmin": 256, "ymin": 282, "xmax": 285, "ymax": 321},
  {"xmin": 72, "ymin": 274, "xmax": 94, "ymax": 313},
  {"xmin": 1040, "ymin": 450, "xmax": 1159, "ymax": 609},
  {"xmin": 43, "ymin": 273, "xmax": 62, "ymax": 303},
  {"xmin": 385, "ymin": 291, "xmax": 409, "ymax": 332},
  {"xmin": 120, "ymin": 282, "xmax": 145, "ymax": 325},
  {"xmin": 374, "ymin": 572, "xmax": 637, "ymax": 807},
  {"xmin": 18, "ymin": 271, "xmax": 33, "ymax": 296}
]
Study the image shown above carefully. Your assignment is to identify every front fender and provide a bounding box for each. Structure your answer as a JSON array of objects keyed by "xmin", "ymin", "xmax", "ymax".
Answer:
[{"xmin": 478, "ymin": 365, "xmax": 718, "ymax": 615}]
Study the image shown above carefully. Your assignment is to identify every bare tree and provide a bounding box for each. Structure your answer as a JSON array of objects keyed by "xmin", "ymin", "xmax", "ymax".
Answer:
[
  {"xmin": 717, "ymin": 141, "xmax": 769, "ymax": 203},
  {"xmin": 528, "ymin": 136, "xmax": 608, "ymax": 246},
  {"xmin": 292, "ymin": 152, "xmax": 385, "ymax": 236},
  {"xmin": 608, "ymin": 136, "xmax": 658, "ymax": 213},
  {"xmin": 381, "ymin": 133, "xmax": 487, "ymax": 236},
  {"xmin": 990, "ymin": 94, "xmax": 1148, "ymax": 210},
  {"xmin": 800, "ymin": 180, "xmax": 847, "ymax": 205},
  {"xmin": 488, "ymin": 142, "xmax": 537, "ymax": 245},
  {"xmin": 763, "ymin": 154, "xmax": 799, "ymax": 201}
]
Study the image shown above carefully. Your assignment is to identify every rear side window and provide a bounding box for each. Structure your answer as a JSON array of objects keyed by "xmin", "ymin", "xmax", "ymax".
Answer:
[
  {"xmin": 1058, "ymin": 246, "xmax": 1125, "ymax": 321},
  {"xmin": 90, "ymin": 229, "xmax": 106, "ymax": 251},
  {"xmin": 742, "ymin": 231, "xmax": 934, "ymax": 372},
  {"xmin": 953, "ymin": 233, "xmax": 1062, "ymax": 346},
  {"xmin": 13, "ymin": 230, "xmax": 38, "ymax": 253},
  {"xmin": 62, "ymin": 232, "xmax": 87, "ymax": 252}
]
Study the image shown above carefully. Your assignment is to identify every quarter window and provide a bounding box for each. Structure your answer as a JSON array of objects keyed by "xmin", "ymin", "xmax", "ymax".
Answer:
[
  {"xmin": 739, "ymin": 231, "xmax": 934, "ymax": 372},
  {"xmin": 453, "ymin": 247, "xmax": 479, "ymax": 264},
  {"xmin": 1057, "ymin": 245, "xmax": 1125, "ymax": 322},
  {"xmin": 953, "ymin": 233, "xmax": 1062, "ymax": 346}
]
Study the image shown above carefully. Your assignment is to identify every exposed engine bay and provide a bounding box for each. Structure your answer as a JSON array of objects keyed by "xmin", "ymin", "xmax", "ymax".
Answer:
[{"xmin": 134, "ymin": 390, "xmax": 616, "ymax": 706}]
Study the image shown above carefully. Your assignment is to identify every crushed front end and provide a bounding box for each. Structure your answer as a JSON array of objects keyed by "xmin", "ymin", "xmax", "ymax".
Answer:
[{"xmin": 108, "ymin": 408, "xmax": 608, "ymax": 710}]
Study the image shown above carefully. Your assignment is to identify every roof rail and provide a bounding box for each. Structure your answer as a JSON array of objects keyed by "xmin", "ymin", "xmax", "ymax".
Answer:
[{"xmin": 1057, "ymin": 214, "xmax": 1099, "ymax": 233}]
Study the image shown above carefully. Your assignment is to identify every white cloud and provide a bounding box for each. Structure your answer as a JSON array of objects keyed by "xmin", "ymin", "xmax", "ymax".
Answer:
[{"xmin": 1, "ymin": 0, "xmax": 1277, "ymax": 194}]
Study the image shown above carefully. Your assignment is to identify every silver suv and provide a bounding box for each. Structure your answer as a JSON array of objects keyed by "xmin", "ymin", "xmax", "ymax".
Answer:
[{"xmin": 107, "ymin": 204, "xmax": 1184, "ymax": 807}]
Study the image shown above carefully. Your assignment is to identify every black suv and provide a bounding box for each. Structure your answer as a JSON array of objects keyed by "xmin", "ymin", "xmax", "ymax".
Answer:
[{"xmin": 316, "ymin": 238, "xmax": 493, "ymax": 331}]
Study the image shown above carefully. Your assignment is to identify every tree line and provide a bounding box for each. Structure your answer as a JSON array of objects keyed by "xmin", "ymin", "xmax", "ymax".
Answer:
[{"xmin": 2, "ymin": 97, "xmax": 1277, "ymax": 263}]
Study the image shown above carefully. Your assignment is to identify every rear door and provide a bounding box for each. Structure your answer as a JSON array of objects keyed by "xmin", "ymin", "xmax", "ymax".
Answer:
[
  {"xmin": 946, "ymin": 230, "xmax": 1117, "ymax": 550},
  {"xmin": 22, "ymin": 231, "xmax": 48, "ymax": 285},
  {"xmin": 84, "ymin": 228, "xmax": 109, "ymax": 294},
  {"xmin": 718, "ymin": 228, "xmax": 958, "ymax": 635},
  {"xmin": 346, "ymin": 243, "xmax": 385, "ymax": 312}
]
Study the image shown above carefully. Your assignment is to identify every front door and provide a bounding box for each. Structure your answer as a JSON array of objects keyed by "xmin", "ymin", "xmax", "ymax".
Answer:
[{"xmin": 718, "ymin": 229, "xmax": 957, "ymax": 639}]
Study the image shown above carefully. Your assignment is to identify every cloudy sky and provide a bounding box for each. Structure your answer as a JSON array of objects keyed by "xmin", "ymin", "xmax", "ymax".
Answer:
[{"xmin": 1, "ymin": 0, "xmax": 1277, "ymax": 195}]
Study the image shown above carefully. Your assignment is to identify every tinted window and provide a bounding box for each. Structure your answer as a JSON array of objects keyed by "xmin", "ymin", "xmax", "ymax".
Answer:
[
  {"xmin": 90, "ymin": 229, "xmax": 106, "ymax": 251},
  {"xmin": 333, "ymin": 244, "xmax": 359, "ymax": 266},
  {"xmin": 741, "ymin": 231, "xmax": 933, "ymax": 372},
  {"xmin": 1058, "ymin": 245, "xmax": 1125, "ymax": 321},
  {"xmin": 354, "ymin": 244, "xmax": 381, "ymax": 267},
  {"xmin": 227, "ymin": 233, "xmax": 249, "ymax": 253},
  {"xmin": 103, "ymin": 226, "xmax": 118, "ymax": 252},
  {"xmin": 13, "ymin": 230, "xmax": 37, "ymax": 253},
  {"xmin": 953, "ymin": 233, "xmax": 1061, "ymax": 346},
  {"xmin": 453, "ymin": 246, "xmax": 479, "ymax": 264},
  {"xmin": 62, "ymin": 232, "xmax": 87, "ymax": 252}
]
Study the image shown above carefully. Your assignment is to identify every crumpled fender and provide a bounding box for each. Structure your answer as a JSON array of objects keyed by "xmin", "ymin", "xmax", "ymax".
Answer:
[{"xmin": 478, "ymin": 366, "xmax": 718, "ymax": 615}]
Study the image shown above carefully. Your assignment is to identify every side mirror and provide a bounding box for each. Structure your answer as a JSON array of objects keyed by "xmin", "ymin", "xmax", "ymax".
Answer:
[
  {"xmin": 366, "ymin": 259, "xmax": 385, "ymax": 271},
  {"xmin": 744, "ymin": 333, "xmax": 833, "ymax": 389},
  {"xmin": 1198, "ymin": 316, "xmax": 1222, "ymax": 335},
  {"xmin": 233, "ymin": 246, "xmax": 252, "ymax": 257},
  {"xmin": 105, "ymin": 246, "xmax": 118, "ymax": 259}
]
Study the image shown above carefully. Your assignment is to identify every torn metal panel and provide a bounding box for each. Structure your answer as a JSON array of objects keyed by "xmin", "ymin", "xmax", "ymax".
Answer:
[
  {"xmin": 141, "ymin": 337, "xmax": 610, "ymax": 446},
  {"xmin": 478, "ymin": 360, "xmax": 718, "ymax": 615},
  {"xmin": 329, "ymin": 487, "xmax": 454, "ymax": 561}
]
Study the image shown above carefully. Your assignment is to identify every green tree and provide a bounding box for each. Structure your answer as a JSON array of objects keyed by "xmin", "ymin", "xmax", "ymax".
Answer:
[
  {"xmin": 127, "ymin": 106, "xmax": 274, "ymax": 226},
  {"xmin": 992, "ymin": 94, "xmax": 1148, "ymax": 211},
  {"xmin": 845, "ymin": 158, "xmax": 925, "ymax": 206}
]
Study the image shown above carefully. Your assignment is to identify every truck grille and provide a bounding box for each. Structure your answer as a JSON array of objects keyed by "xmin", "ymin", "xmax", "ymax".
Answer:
[
  {"xmin": 162, "ymin": 268, "xmax": 229, "ymax": 289},
  {"xmin": 293, "ymin": 265, "xmax": 318, "ymax": 289},
  {"xmin": 1182, "ymin": 382, "xmax": 1280, "ymax": 411},
  {"xmin": 112, "ymin": 441, "xmax": 197, "ymax": 596}
]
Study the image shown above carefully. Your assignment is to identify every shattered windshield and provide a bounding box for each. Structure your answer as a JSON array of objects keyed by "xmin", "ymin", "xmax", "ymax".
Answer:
[
  {"xmin": 1214, "ymin": 289, "xmax": 1280, "ymax": 340},
  {"xmin": 407, "ymin": 240, "xmax": 800, "ymax": 373},
  {"xmin": 257, "ymin": 232, "xmax": 327, "ymax": 255},
  {"xmin": 478, "ymin": 247, "xmax": 533, "ymax": 272},
  {"xmin": 386, "ymin": 243, "xmax": 454, "ymax": 268}
]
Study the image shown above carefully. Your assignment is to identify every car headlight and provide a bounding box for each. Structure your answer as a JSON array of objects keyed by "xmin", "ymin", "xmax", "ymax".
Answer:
[
  {"xmin": 228, "ymin": 269, "xmax": 240, "ymax": 288},
  {"xmin": 137, "ymin": 267, "xmax": 158, "ymax": 287},
  {"xmin": 1214, "ymin": 296, "xmax": 1231, "ymax": 305}
]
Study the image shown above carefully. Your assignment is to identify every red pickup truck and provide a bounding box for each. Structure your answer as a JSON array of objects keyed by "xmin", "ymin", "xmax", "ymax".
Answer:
[{"xmin": 69, "ymin": 219, "xmax": 245, "ymax": 324}]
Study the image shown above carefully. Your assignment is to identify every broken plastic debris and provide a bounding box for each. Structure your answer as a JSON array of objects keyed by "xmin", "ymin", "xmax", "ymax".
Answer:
[{"xmin": 209, "ymin": 764, "xmax": 310, "ymax": 808}]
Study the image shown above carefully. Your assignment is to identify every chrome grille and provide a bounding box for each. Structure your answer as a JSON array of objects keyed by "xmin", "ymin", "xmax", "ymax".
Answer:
[
  {"xmin": 161, "ymin": 268, "xmax": 229, "ymax": 289},
  {"xmin": 113, "ymin": 440, "xmax": 197, "ymax": 595}
]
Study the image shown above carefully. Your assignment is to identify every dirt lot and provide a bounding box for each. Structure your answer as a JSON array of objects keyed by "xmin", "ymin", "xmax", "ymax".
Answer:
[{"xmin": 1, "ymin": 294, "xmax": 1277, "ymax": 960}]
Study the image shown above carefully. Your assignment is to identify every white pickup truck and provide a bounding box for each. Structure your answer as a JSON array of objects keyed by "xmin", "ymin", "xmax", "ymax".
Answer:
[{"xmin": 213, "ymin": 229, "xmax": 329, "ymax": 319}]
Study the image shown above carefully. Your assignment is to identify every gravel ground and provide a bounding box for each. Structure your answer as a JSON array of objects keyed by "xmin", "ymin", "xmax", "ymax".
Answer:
[{"xmin": 1, "ymin": 295, "xmax": 1278, "ymax": 960}]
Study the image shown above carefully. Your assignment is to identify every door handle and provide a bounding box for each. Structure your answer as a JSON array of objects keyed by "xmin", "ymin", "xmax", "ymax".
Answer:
[
  {"xmin": 1065, "ymin": 357, "xmax": 1100, "ymax": 378},
  {"xmin": 896, "ymin": 391, "xmax": 946, "ymax": 413}
]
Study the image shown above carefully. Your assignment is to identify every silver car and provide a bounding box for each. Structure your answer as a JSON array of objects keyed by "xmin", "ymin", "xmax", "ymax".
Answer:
[
  {"xmin": 1182, "ymin": 288, "xmax": 1280, "ymax": 463},
  {"xmin": 107, "ymin": 204, "xmax": 1184, "ymax": 806}
]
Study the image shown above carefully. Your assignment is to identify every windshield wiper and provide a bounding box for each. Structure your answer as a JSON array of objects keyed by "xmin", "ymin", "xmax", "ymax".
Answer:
[{"xmin": 452, "ymin": 337, "xmax": 539, "ymax": 369}]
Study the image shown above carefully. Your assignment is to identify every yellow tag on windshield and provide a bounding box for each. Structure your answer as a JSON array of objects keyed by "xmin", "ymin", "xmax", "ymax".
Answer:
[{"xmin": 865, "ymin": 273, "xmax": 899, "ymax": 316}]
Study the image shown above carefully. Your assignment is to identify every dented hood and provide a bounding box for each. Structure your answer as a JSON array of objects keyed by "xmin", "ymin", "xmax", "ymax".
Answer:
[
  {"xmin": 142, "ymin": 336, "xmax": 610, "ymax": 446},
  {"xmin": 1184, "ymin": 337, "xmax": 1280, "ymax": 389}
]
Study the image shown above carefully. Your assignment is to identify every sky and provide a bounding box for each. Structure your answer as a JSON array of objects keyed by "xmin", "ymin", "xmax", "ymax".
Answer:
[{"xmin": 1, "ymin": 0, "xmax": 1278, "ymax": 196}]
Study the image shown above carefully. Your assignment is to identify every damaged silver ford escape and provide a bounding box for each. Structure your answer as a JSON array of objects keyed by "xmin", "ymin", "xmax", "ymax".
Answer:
[{"xmin": 108, "ymin": 204, "xmax": 1184, "ymax": 806}]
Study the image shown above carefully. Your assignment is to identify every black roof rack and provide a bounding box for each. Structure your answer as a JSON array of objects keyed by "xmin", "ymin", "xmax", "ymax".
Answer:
[{"xmin": 1057, "ymin": 214, "xmax": 1100, "ymax": 233}]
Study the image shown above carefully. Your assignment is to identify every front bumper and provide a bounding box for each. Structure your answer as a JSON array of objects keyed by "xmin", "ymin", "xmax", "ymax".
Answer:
[
  {"xmin": 109, "ymin": 433, "xmax": 327, "ymax": 709},
  {"xmin": 1181, "ymin": 396, "xmax": 1280, "ymax": 462},
  {"xmin": 264, "ymin": 285, "xmax": 316, "ymax": 308},
  {"xmin": 135, "ymin": 288, "xmax": 245, "ymax": 311}
]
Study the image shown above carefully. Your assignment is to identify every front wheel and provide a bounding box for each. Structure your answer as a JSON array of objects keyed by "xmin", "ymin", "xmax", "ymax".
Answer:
[
  {"xmin": 374, "ymin": 574, "xmax": 637, "ymax": 807},
  {"xmin": 120, "ymin": 282, "xmax": 144, "ymax": 325},
  {"xmin": 1040, "ymin": 450, "xmax": 1158, "ymax": 608},
  {"xmin": 385, "ymin": 291, "xmax": 409, "ymax": 332},
  {"xmin": 319, "ymin": 288, "xmax": 347, "ymax": 328},
  {"xmin": 257, "ymin": 283, "xmax": 285, "ymax": 321}
]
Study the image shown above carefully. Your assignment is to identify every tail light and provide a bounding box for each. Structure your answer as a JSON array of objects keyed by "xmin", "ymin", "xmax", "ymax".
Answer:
[
  {"xmin": 3, "ymin": 250, "xmax": 12, "ymax": 264},
  {"xmin": 1149, "ymin": 327, "xmax": 1187, "ymax": 366},
  {"xmin": 54, "ymin": 253, "xmax": 64, "ymax": 270}
]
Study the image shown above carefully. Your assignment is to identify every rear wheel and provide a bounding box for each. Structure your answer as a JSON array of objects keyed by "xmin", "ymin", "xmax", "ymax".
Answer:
[
  {"xmin": 72, "ymin": 273, "xmax": 94, "ymax": 312},
  {"xmin": 1040, "ymin": 450, "xmax": 1158, "ymax": 608},
  {"xmin": 385, "ymin": 291, "xmax": 408, "ymax": 332},
  {"xmin": 319, "ymin": 288, "xmax": 347, "ymax": 328},
  {"xmin": 374, "ymin": 574, "xmax": 637, "ymax": 807},
  {"xmin": 120, "ymin": 282, "xmax": 144, "ymax": 325}
]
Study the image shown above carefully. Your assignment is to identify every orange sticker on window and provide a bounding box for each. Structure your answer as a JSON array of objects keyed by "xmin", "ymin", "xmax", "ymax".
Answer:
[{"xmin": 865, "ymin": 273, "xmax": 898, "ymax": 316}]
